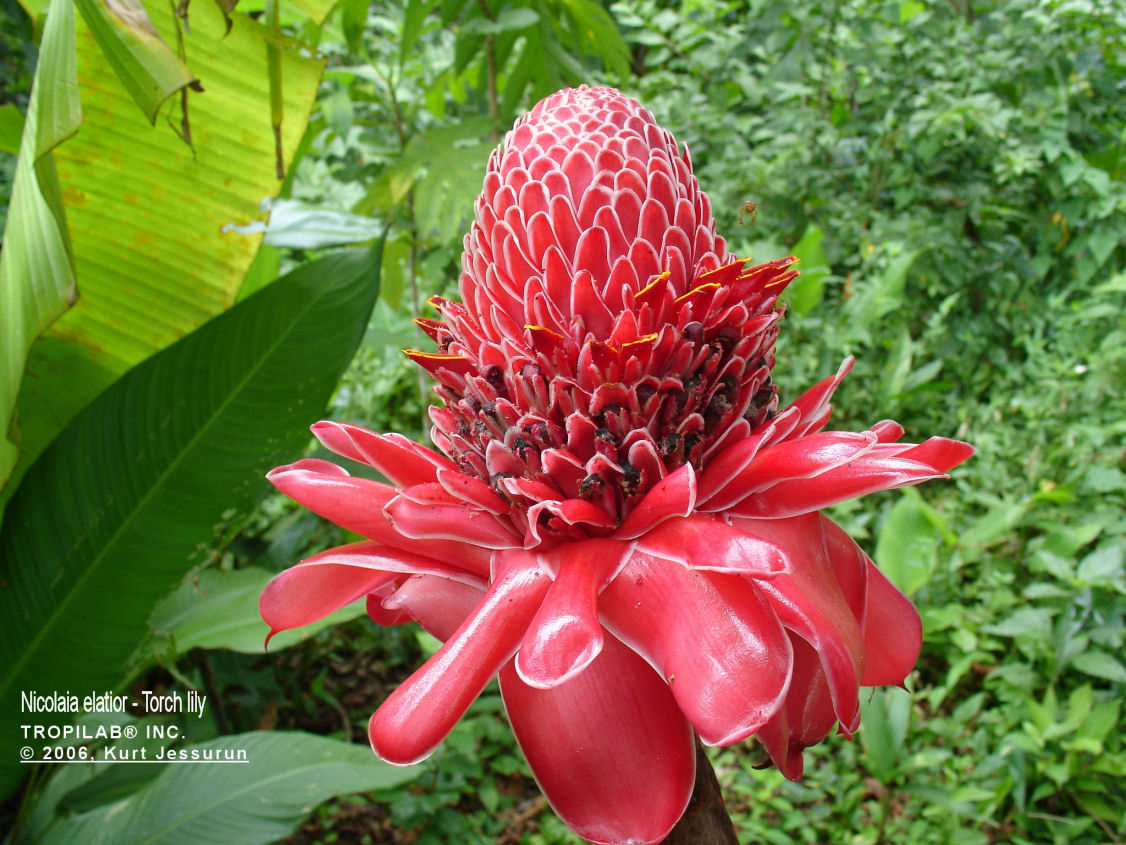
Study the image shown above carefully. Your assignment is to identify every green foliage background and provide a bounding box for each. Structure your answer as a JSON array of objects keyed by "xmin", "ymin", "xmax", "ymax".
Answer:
[{"xmin": 1, "ymin": 0, "xmax": 1124, "ymax": 843}]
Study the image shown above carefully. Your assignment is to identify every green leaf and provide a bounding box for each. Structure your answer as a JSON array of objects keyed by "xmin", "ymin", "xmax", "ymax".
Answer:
[
  {"xmin": 558, "ymin": 0, "xmax": 630, "ymax": 80},
  {"xmin": 147, "ymin": 567, "xmax": 366, "ymax": 655},
  {"xmin": 0, "ymin": 104, "xmax": 25, "ymax": 154},
  {"xmin": 877, "ymin": 326, "xmax": 914, "ymax": 408},
  {"xmin": 1060, "ymin": 684, "xmax": 1093, "ymax": 734},
  {"xmin": 461, "ymin": 7, "xmax": 539, "ymax": 35},
  {"xmin": 0, "ymin": 246, "xmax": 381, "ymax": 798},
  {"xmin": 7, "ymin": 0, "xmax": 325, "ymax": 509},
  {"xmin": 786, "ymin": 222, "xmax": 829, "ymax": 316},
  {"xmin": 235, "ymin": 244, "xmax": 281, "ymax": 303},
  {"xmin": 15, "ymin": 0, "xmax": 49, "ymax": 16},
  {"xmin": 339, "ymin": 0, "xmax": 367, "ymax": 54},
  {"xmin": 73, "ymin": 0, "xmax": 200, "ymax": 124},
  {"xmin": 413, "ymin": 138, "xmax": 495, "ymax": 241},
  {"xmin": 1071, "ymin": 699, "xmax": 1121, "ymax": 751},
  {"xmin": 899, "ymin": 0, "xmax": 925, "ymax": 23},
  {"xmin": 356, "ymin": 120, "xmax": 494, "ymax": 241},
  {"xmin": 288, "ymin": 0, "xmax": 336, "ymax": 26},
  {"xmin": 378, "ymin": 233, "xmax": 411, "ymax": 309},
  {"xmin": 875, "ymin": 489, "xmax": 940, "ymax": 596},
  {"xmin": 19, "ymin": 754, "xmax": 102, "ymax": 841},
  {"xmin": 400, "ymin": 0, "xmax": 429, "ymax": 67},
  {"xmin": 57, "ymin": 757, "xmax": 168, "ymax": 815},
  {"xmin": 980, "ymin": 607, "xmax": 1053, "ymax": 640},
  {"xmin": 39, "ymin": 732, "xmax": 420, "ymax": 844},
  {"xmin": 1086, "ymin": 224, "xmax": 1118, "ymax": 267},
  {"xmin": 0, "ymin": 0, "xmax": 81, "ymax": 498},
  {"xmin": 845, "ymin": 245, "xmax": 921, "ymax": 335},
  {"xmin": 1070, "ymin": 650, "xmax": 1126, "ymax": 684},
  {"xmin": 1094, "ymin": 270, "xmax": 1126, "ymax": 294},
  {"xmin": 960, "ymin": 500, "xmax": 1027, "ymax": 548},
  {"xmin": 861, "ymin": 687, "xmax": 911, "ymax": 782},
  {"xmin": 1076, "ymin": 541, "xmax": 1124, "ymax": 588}
]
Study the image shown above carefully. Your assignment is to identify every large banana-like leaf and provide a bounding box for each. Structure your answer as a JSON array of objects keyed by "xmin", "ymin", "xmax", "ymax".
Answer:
[
  {"xmin": 0, "ymin": 245, "xmax": 382, "ymax": 799},
  {"xmin": 29, "ymin": 732, "xmax": 419, "ymax": 845},
  {"xmin": 16, "ymin": 734, "xmax": 418, "ymax": 845},
  {"xmin": 4, "ymin": 0, "xmax": 325, "ymax": 507},
  {"xmin": 73, "ymin": 0, "xmax": 200, "ymax": 123},
  {"xmin": 0, "ymin": 0, "xmax": 80, "ymax": 496}
]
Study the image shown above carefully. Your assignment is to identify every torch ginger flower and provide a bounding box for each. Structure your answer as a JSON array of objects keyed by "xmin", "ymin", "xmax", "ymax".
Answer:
[{"xmin": 261, "ymin": 86, "xmax": 972, "ymax": 844}]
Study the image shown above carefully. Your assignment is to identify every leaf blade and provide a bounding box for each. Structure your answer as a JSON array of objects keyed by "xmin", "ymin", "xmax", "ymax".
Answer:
[
  {"xmin": 9, "ymin": 0, "xmax": 325, "ymax": 506},
  {"xmin": 73, "ymin": 0, "xmax": 199, "ymax": 124},
  {"xmin": 0, "ymin": 0, "xmax": 81, "ymax": 496},
  {"xmin": 147, "ymin": 566, "xmax": 366, "ymax": 655},
  {"xmin": 0, "ymin": 246, "xmax": 381, "ymax": 797},
  {"xmin": 39, "ymin": 732, "xmax": 419, "ymax": 845}
]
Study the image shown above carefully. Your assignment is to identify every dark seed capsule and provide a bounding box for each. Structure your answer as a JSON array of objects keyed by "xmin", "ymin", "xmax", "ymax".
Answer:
[{"xmin": 578, "ymin": 473, "xmax": 605, "ymax": 498}]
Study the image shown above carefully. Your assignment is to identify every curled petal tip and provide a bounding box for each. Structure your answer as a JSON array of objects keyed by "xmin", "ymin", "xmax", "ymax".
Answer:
[
  {"xmin": 368, "ymin": 710, "xmax": 436, "ymax": 767},
  {"xmin": 515, "ymin": 630, "xmax": 605, "ymax": 690},
  {"xmin": 909, "ymin": 436, "xmax": 975, "ymax": 472},
  {"xmin": 309, "ymin": 420, "xmax": 346, "ymax": 450},
  {"xmin": 267, "ymin": 458, "xmax": 350, "ymax": 482}
]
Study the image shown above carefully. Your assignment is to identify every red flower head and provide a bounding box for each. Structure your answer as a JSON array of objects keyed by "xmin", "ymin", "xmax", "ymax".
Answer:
[{"xmin": 262, "ymin": 86, "xmax": 972, "ymax": 844}]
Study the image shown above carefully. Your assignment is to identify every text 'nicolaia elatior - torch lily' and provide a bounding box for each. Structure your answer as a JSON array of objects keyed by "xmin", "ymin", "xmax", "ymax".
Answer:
[{"xmin": 260, "ymin": 85, "xmax": 972, "ymax": 845}]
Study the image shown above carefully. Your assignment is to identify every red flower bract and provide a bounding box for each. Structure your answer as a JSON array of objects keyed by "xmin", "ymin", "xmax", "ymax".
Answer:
[{"xmin": 261, "ymin": 86, "xmax": 972, "ymax": 844}]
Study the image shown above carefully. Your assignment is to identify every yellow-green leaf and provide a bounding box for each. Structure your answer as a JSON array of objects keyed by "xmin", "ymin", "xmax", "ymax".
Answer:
[
  {"xmin": 74, "ymin": 0, "xmax": 200, "ymax": 124},
  {"xmin": 288, "ymin": 0, "xmax": 337, "ymax": 27},
  {"xmin": 0, "ymin": 0, "xmax": 81, "ymax": 496},
  {"xmin": 14, "ymin": 0, "xmax": 48, "ymax": 21},
  {"xmin": 0, "ymin": 105, "xmax": 27, "ymax": 154},
  {"xmin": 6, "ymin": 0, "xmax": 324, "ymax": 507}
]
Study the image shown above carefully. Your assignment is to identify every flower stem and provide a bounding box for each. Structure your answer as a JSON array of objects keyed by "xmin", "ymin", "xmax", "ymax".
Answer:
[{"xmin": 662, "ymin": 737, "xmax": 739, "ymax": 845}]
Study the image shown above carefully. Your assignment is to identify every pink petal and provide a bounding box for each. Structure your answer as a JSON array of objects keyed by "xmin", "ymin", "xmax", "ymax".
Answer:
[
  {"xmin": 634, "ymin": 513, "xmax": 789, "ymax": 578},
  {"xmin": 700, "ymin": 430, "xmax": 877, "ymax": 512},
  {"xmin": 523, "ymin": 498, "xmax": 616, "ymax": 547},
  {"xmin": 735, "ymin": 514, "xmax": 863, "ymax": 733},
  {"xmin": 615, "ymin": 463, "xmax": 696, "ymax": 539},
  {"xmin": 516, "ymin": 539, "xmax": 630, "ymax": 688},
  {"xmin": 366, "ymin": 590, "xmax": 412, "ymax": 627},
  {"xmin": 858, "ymin": 558, "xmax": 922, "ymax": 687},
  {"xmin": 756, "ymin": 634, "xmax": 837, "ymax": 781},
  {"xmin": 267, "ymin": 460, "xmax": 492, "ymax": 576},
  {"xmin": 311, "ymin": 421, "xmax": 458, "ymax": 486},
  {"xmin": 869, "ymin": 419, "xmax": 905, "ymax": 443},
  {"xmin": 261, "ymin": 560, "xmax": 397, "ymax": 644},
  {"xmin": 368, "ymin": 551, "xmax": 551, "ymax": 765},
  {"xmin": 393, "ymin": 481, "xmax": 464, "ymax": 507},
  {"xmin": 289, "ymin": 541, "xmax": 487, "ymax": 587},
  {"xmin": 500, "ymin": 632, "xmax": 695, "ymax": 845},
  {"xmin": 436, "ymin": 468, "xmax": 509, "ymax": 514},
  {"xmin": 819, "ymin": 515, "xmax": 868, "ymax": 618},
  {"xmin": 381, "ymin": 575, "xmax": 486, "ymax": 642},
  {"xmin": 385, "ymin": 495, "xmax": 522, "ymax": 550},
  {"xmin": 895, "ymin": 436, "xmax": 975, "ymax": 472},
  {"xmin": 694, "ymin": 407, "xmax": 800, "ymax": 507},
  {"xmin": 783, "ymin": 357, "xmax": 853, "ymax": 438},
  {"xmin": 260, "ymin": 541, "xmax": 487, "ymax": 641},
  {"xmin": 729, "ymin": 455, "xmax": 952, "ymax": 518},
  {"xmin": 600, "ymin": 553, "xmax": 792, "ymax": 745}
]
